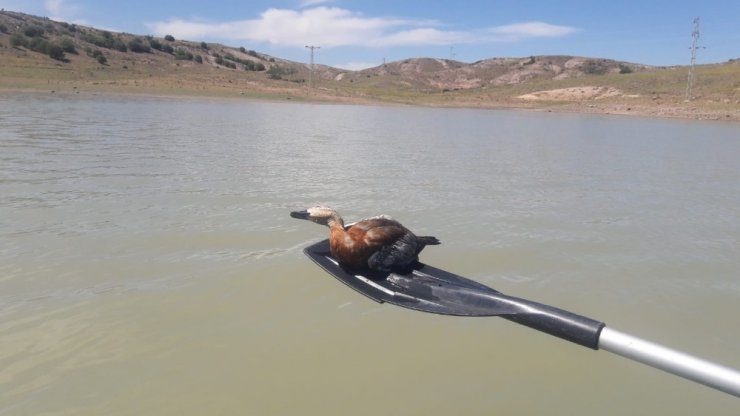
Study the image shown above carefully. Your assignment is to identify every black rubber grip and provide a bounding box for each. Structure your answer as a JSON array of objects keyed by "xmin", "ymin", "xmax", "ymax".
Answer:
[{"xmin": 500, "ymin": 296, "xmax": 605, "ymax": 349}]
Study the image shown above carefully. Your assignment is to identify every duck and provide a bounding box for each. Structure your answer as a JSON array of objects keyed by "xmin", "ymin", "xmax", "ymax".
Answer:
[{"xmin": 290, "ymin": 206, "xmax": 440, "ymax": 272}]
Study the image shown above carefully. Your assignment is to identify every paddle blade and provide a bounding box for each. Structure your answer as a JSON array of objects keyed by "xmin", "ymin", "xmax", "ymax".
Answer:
[{"xmin": 303, "ymin": 239, "xmax": 523, "ymax": 316}]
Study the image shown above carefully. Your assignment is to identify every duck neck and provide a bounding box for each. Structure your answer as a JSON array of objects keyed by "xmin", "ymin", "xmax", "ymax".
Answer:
[{"xmin": 327, "ymin": 214, "xmax": 345, "ymax": 233}]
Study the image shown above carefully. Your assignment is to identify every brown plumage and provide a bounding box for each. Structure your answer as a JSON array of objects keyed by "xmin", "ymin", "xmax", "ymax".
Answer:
[{"xmin": 290, "ymin": 206, "xmax": 440, "ymax": 272}]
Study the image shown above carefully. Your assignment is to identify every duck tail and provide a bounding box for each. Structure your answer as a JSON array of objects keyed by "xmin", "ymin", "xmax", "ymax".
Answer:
[{"xmin": 418, "ymin": 236, "xmax": 441, "ymax": 245}]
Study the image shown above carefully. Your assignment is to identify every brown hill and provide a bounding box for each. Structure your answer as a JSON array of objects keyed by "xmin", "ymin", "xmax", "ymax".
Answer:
[
  {"xmin": 342, "ymin": 56, "xmax": 649, "ymax": 91},
  {"xmin": 1, "ymin": 10, "xmax": 738, "ymax": 120}
]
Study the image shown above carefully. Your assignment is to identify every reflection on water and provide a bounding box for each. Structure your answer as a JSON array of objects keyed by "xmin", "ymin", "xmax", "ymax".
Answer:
[{"xmin": 1, "ymin": 93, "xmax": 739, "ymax": 414}]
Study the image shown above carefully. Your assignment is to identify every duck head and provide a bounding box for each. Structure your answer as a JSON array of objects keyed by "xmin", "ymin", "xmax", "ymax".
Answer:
[{"xmin": 290, "ymin": 206, "xmax": 343, "ymax": 227}]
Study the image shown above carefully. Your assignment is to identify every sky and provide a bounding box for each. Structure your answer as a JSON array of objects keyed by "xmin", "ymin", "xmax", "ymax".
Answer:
[{"xmin": 2, "ymin": 0, "xmax": 738, "ymax": 70}]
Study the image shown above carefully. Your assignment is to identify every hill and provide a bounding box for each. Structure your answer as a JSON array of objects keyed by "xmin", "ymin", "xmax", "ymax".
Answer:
[{"xmin": 1, "ymin": 10, "xmax": 738, "ymax": 121}]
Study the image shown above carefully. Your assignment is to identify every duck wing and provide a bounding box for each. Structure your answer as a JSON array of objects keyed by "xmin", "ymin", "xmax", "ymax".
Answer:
[
  {"xmin": 367, "ymin": 231, "xmax": 423, "ymax": 272},
  {"xmin": 343, "ymin": 217, "xmax": 439, "ymax": 272}
]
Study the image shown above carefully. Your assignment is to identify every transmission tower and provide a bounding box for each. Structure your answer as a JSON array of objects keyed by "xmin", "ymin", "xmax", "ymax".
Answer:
[
  {"xmin": 305, "ymin": 45, "xmax": 320, "ymax": 89},
  {"xmin": 685, "ymin": 18, "xmax": 703, "ymax": 101}
]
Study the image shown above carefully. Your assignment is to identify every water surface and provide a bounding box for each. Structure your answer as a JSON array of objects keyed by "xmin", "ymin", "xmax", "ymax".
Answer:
[{"xmin": 1, "ymin": 93, "xmax": 739, "ymax": 415}]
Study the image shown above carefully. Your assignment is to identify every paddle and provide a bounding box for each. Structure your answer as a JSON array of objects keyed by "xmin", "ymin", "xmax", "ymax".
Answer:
[{"xmin": 302, "ymin": 239, "xmax": 740, "ymax": 398}]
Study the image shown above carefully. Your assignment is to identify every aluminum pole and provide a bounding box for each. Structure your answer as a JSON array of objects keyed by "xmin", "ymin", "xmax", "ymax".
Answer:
[{"xmin": 599, "ymin": 326, "xmax": 740, "ymax": 397}]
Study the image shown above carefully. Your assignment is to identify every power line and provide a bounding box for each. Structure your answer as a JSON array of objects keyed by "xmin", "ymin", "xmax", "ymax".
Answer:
[
  {"xmin": 685, "ymin": 17, "xmax": 705, "ymax": 101},
  {"xmin": 305, "ymin": 45, "xmax": 320, "ymax": 89}
]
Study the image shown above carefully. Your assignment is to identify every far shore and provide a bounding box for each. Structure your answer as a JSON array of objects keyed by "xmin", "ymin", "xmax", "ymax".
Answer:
[{"xmin": 2, "ymin": 83, "xmax": 739, "ymax": 122}]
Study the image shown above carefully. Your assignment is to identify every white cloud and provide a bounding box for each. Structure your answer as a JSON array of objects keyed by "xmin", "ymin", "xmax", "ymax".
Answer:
[
  {"xmin": 488, "ymin": 21, "xmax": 579, "ymax": 40},
  {"xmin": 147, "ymin": 7, "xmax": 578, "ymax": 49},
  {"xmin": 335, "ymin": 61, "xmax": 379, "ymax": 71},
  {"xmin": 44, "ymin": 0, "xmax": 63, "ymax": 15},
  {"xmin": 370, "ymin": 28, "xmax": 472, "ymax": 47},
  {"xmin": 44, "ymin": 0, "xmax": 86, "ymax": 24}
]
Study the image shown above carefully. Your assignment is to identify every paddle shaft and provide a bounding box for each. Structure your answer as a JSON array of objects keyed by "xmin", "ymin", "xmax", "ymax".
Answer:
[
  {"xmin": 499, "ymin": 298, "xmax": 740, "ymax": 397},
  {"xmin": 599, "ymin": 327, "xmax": 740, "ymax": 398}
]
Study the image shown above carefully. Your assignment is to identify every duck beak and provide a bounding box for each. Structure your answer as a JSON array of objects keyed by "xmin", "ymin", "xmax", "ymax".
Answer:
[{"xmin": 290, "ymin": 210, "xmax": 310, "ymax": 220}]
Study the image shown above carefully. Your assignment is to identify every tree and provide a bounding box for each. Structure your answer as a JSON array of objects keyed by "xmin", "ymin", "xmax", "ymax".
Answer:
[{"xmin": 164, "ymin": 34, "xmax": 175, "ymax": 42}]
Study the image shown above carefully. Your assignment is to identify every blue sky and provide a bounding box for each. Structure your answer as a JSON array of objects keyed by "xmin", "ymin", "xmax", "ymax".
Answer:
[{"xmin": 2, "ymin": 0, "xmax": 738, "ymax": 69}]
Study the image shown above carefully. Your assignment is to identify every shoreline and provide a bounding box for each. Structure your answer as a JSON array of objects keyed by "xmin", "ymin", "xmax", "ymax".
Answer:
[{"xmin": 2, "ymin": 84, "xmax": 738, "ymax": 123}]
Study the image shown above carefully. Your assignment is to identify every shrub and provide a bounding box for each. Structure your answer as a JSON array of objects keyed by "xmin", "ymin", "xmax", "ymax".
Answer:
[
  {"xmin": 194, "ymin": 54, "xmax": 203, "ymax": 64},
  {"xmin": 47, "ymin": 44, "xmax": 65, "ymax": 61},
  {"xmin": 28, "ymin": 37, "xmax": 49, "ymax": 53},
  {"xmin": 128, "ymin": 37, "xmax": 151, "ymax": 53},
  {"xmin": 164, "ymin": 34, "xmax": 175, "ymax": 42},
  {"xmin": 81, "ymin": 32, "xmax": 128, "ymax": 52},
  {"xmin": 267, "ymin": 65, "xmax": 285, "ymax": 79},
  {"xmin": 583, "ymin": 60, "xmax": 609, "ymax": 75},
  {"xmin": 59, "ymin": 38, "xmax": 77, "ymax": 54},
  {"xmin": 113, "ymin": 39, "xmax": 128, "ymax": 52},
  {"xmin": 10, "ymin": 33, "xmax": 28, "ymax": 48},
  {"xmin": 242, "ymin": 61, "xmax": 265, "ymax": 71},
  {"xmin": 215, "ymin": 56, "xmax": 236, "ymax": 68},
  {"xmin": 150, "ymin": 38, "xmax": 162, "ymax": 50},
  {"xmin": 239, "ymin": 46, "xmax": 246, "ymax": 53},
  {"xmin": 23, "ymin": 25, "xmax": 44, "ymax": 37},
  {"xmin": 619, "ymin": 64, "xmax": 633, "ymax": 74},
  {"xmin": 0, "ymin": 23, "xmax": 8, "ymax": 34},
  {"xmin": 174, "ymin": 48, "xmax": 193, "ymax": 60},
  {"xmin": 90, "ymin": 49, "xmax": 107, "ymax": 64},
  {"xmin": 247, "ymin": 50, "xmax": 259, "ymax": 58},
  {"xmin": 162, "ymin": 44, "xmax": 174, "ymax": 54},
  {"xmin": 200, "ymin": 41, "xmax": 208, "ymax": 50}
]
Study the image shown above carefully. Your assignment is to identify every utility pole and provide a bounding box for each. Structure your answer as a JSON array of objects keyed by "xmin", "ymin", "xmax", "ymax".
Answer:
[
  {"xmin": 305, "ymin": 45, "xmax": 320, "ymax": 89},
  {"xmin": 685, "ymin": 17, "xmax": 704, "ymax": 101}
]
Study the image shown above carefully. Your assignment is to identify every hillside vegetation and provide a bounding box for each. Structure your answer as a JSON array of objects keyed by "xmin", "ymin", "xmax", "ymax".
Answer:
[{"xmin": 1, "ymin": 10, "xmax": 738, "ymax": 120}]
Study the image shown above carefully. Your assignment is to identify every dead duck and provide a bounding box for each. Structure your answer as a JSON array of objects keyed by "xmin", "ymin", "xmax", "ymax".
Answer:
[{"xmin": 290, "ymin": 206, "xmax": 440, "ymax": 272}]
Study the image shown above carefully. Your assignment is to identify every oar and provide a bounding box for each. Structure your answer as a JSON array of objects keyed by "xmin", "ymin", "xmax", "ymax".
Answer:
[{"xmin": 302, "ymin": 239, "xmax": 740, "ymax": 398}]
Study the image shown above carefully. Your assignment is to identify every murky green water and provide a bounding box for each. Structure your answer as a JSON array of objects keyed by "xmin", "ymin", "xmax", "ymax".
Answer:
[{"xmin": 1, "ymin": 93, "xmax": 739, "ymax": 415}]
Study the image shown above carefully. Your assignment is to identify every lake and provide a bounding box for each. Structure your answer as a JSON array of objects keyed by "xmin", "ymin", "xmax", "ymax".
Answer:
[{"xmin": 1, "ymin": 93, "xmax": 739, "ymax": 415}]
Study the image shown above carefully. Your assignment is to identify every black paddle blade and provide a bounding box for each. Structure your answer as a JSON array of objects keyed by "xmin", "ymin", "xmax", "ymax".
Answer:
[
  {"xmin": 303, "ymin": 239, "xmax": 605, "ymax": 349},
  {"xmin": 303, "ymin": 239, "xmax": 524, "ymax": 316}
]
